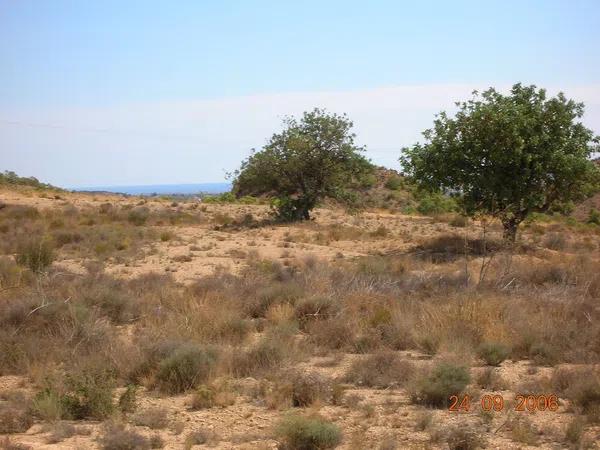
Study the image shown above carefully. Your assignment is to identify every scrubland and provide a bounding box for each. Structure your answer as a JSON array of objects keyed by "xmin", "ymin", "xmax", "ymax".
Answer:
[{"xmin": 1, "ymin": 187, "xmax": 600, "ymax": 449}]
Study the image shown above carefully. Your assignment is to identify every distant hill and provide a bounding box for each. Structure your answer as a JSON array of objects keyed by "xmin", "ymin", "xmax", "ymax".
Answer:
[
  {"xmin": 349, "ymin": 166, "xmax": 415, "ymax": 210},
  {"xmin": 572, "ymin": 158, "xmax": 600, "ymax": 220}
]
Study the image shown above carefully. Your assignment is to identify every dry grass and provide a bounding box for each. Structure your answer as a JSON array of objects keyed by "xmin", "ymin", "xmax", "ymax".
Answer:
[{"xmin": 1, "ymin": 193, "xmax": 599, "ymax": 448}]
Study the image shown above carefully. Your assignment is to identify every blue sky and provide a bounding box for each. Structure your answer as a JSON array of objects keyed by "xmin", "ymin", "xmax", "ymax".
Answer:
[{"xmin": 1, "ymin": 0, "xmax": 599, "ymax": 187}]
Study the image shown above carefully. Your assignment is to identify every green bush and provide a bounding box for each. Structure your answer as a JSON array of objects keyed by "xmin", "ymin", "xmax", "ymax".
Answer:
[
  {"xmin": 15, "ymin": 237, "xmax": 55, "ymax": 273},
  {"xmin": 155, "ymin": 344, "xmax": 218, "ymax": 394},
  {"xmin": 384, "ymin": 176, "xmax": 403, "ymax": 191},
  {"xmin": 276, "ymin": 414, "xmax": 342, "ymax": 450},
  {"xmin": 416, "ymin": 192, "xmax": 458, "ymax": 215},
  {"xmin": 588, "ymin": 208, "xmax": 600, "ymax": 225},
  {"xmin": 477, "ymin": 342, "xmax": 510, "ymax": 366},
  {"xmin": 410, "ymin": 362, "xmax": 470, "ymax": 408}
]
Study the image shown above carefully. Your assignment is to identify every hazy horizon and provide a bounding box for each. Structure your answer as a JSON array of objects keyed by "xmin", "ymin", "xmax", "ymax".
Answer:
[{"xmin": 70, "ymin": 182, "xmax": 231, "ymax": 195}]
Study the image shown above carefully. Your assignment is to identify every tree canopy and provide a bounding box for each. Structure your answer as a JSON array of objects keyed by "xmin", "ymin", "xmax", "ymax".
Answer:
[
  {"xmin": 233, "ymin": 108, "xmax": 373, "ymax": 221},
  {"xmin": 401, "ymin": 84, "xmax": 600, "ymax": 241}
]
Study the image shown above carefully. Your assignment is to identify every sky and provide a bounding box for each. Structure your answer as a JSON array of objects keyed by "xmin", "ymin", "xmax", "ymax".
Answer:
[{"xmin": 1, "ymin": 0, "xmax": 599, "ymax": 188}]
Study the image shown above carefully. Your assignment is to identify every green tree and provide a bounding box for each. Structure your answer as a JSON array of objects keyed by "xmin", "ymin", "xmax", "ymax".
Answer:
[
  {"xmin": 233, "ymin": 108, "xmax": 373, "ymax": 221},
  {"xmin": 401, "ymin": 84, "xmax": 600, "ymax": 242}
]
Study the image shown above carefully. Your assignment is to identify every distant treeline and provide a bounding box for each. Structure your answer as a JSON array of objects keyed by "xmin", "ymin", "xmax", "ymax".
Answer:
[{"xmin": 0, "ymin": 170, "xmax": 60, "ymax": 190}]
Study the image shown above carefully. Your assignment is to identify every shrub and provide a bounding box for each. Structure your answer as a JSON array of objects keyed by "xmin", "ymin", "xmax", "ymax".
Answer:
[
  {"xmin": 409, "ymin": 362, "xmax": 471, "ymax": 408},
  {"xmin": 183, "ymin": 429, "xmax": 219, "ymax": 448},
  {"xmin": 118, "ymin": 385, "xmax": 138, "ymax": 414},
  {"xmin": 159, "ymin": 231, "xmax": 174, "ymax": 242},
  {"xmin": 15, "ymin": 237, "xmax": 54, "ymax": 273},
  {"xmin": 416, "ymin": 192, "xmax": 457, "ymax": 215},
  {"xmin": 528, "ymin": 342, "xmax": 559, "ymax": 366},
  {"xmin": 384, "ymin": 176, "xmax": 403, "ymax": 191},
  {"xmin": 344, "ymin": 351, "xmax": 414, "ymax": 388},
  {"xmin": 414, "ymin": 411, "xmax": 434, "ymax": 431},
  {"xmin": 246, "ymin": 282, "xmax": 303, "ymax": 318},
  {"xmin": 190, "ymin": 384, "xmax": 215, "ymax": 410},
  {"xmin": 32, "ymin": 389, "xmax": 65, "ymax": 422},
  {"xmin": 127, "ymin": 207, "xmax": 150, "ymax": 226},
  {"xmin": 133, "ymin": 407, "xmax": 169, "ymax": 429},
  {"xmin": 0, "ymin": 436, "xmax": 32, "ymax": 450},
  {"xmin": 543, "ymin": 232, "xmax": 568, "ymax": 250},
  {"xmin": 370, "ymin": 225, "xmax": 390, "ymax": 238},
  {"xmin": 306, "ymin": 318, "xmax": 354, "ymax": 351},
  {"xmin": 230, "ymin": 336, "xmax": 285, "ymax": 377},
  {"xmin": 189, "ymin": 382, "xmax": 235, "ymax": 410},
  {"xmin": 475, "ymin": 368, "xmax": 506, "ymax": 391},
  {"xmin": 0, "ymin": 405, "xmax": 33, "ymax": 433},
  {"xmin": 294, "ymin": 297, "xmax": 338, "ymax": 329},
  {"xmin": 99, "ymin": 421, "xmax": 151, "ymax": 450},
  {"xmin": 61, "ymin": 369, "xmax": 116, "ymax": 420},
  {"xmin": 275, "ymin": 414, "xmax": 342, "ymax": 450},
  {"xmin": 45, "ymin": 422, "xmax": 79, "ymax": 444},
  {"xmin": 477, "ymin": 342, "xmax": 510, "ymax": 366},
  {"xmin": 588, "ymin": 208, "xmax": 600, "ymax": 225},
  {"xmin": 560, "ymin": 370, "xmax": 600, "ymax": 422},
  {"xmin": 155, "ymin": 344, "xmax": 218, "ymax": 394},
  {"xmin": 449, "ymin": 215, "xmax": 468, "ymax": 227},
  {"xmin": 565, "ymin": 417, "xmax": 584, "ymax": 444},
  {"xmin": 288, "ymin": 371, "xmax": 331, "ymax": 407},
  {"xmin": 509, "ymin": 417, "xmax": 539, "ymax": 445},
  {"xmin": 445, "ymin": 425, "xmax": 486, "ymax": 450}
]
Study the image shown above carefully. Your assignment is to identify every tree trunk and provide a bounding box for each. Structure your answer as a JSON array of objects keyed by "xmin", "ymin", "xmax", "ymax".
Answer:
[{"xmin": 501, "ymin": 219, "xmax": 519, "ymax": 243}]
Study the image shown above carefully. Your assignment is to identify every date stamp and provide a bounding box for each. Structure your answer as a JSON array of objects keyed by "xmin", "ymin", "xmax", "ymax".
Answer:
[{"xmin": 449, "ymin": 394, "xmax": 559, "ymax": 413}]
